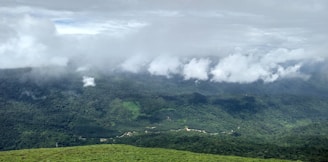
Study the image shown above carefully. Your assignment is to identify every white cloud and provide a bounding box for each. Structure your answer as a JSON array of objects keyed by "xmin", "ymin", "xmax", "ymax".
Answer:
[
  {"xmin": 183, "ymin": 58, "xmax": 211, "ymax": 80},
  {"xmin": 261, "ymin": 48, "xmax": 309, "ymax": 65},
  {"xmin": 148, "ymin": 56, "xmax": 181, "ymax": 77},
  {"xmin": 0, "ymin": 15, "xmax": 68, "ymax": 68},
  {"xmin": 76, "ymin": 66, "xmax": 89, "ymax": 72},
  {"xmin": 211, "ymin": 49, "xmax": 311, "ymax": 83},
  {"xmin": 276, "ymin": 64, "xmax": 310, "ymax": 80},
  {"xmin": 211, "ymin": 53, "xmax": 268, "ymax": 83},
  {"xmin": 54, "ymin": 19, "xmax": 148, "ymax": 36},
  {"xmin": 120, "ymin": 55, "xmax": 149, "ymax": 73},
  {"xmin": 82, "ymin": 76, "xmax": 96, "ymax": 87}
]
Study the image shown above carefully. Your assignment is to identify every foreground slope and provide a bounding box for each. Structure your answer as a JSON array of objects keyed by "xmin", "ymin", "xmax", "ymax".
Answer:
[{"xmin": 0, "ymin": 144, "xmax": 292, "ymax": 162}]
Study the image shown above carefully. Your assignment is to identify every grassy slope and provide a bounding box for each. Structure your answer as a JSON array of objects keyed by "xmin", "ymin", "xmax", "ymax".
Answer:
[{"xmin": 0, "ymin": 144, "xmax": 293, "ymax": 162}]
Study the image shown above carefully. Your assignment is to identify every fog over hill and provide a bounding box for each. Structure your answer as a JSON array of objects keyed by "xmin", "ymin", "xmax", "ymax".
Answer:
[{"xmin": 1, "ymin": 0, "xmax": 328, "ymax": 84}]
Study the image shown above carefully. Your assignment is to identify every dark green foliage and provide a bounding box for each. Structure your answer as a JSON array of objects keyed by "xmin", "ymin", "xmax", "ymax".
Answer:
[
  {"xmin": 116, "ymin": 132, "xmax": 328, "ymax": 161},
  {"xmin": 188, "ymin": 92, "xmax": 208, "ymax": 104},
  {"xmin": 212, "ymin": 96, "xmax": 261, "ymax": 118}
]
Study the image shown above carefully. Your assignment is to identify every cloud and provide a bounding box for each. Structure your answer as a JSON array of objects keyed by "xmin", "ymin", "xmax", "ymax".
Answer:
[
  {"xmin": 120, "ymin": 55, "xmax": 149, "ymax": 73},
  {"xmin": 0, "ymin": 1, "xmax": 327, "ymax": 83},
  {"xmin": 54, "ymin": 19, "xmax": 148, "ymax": 36},
  {"xmin": 82, "ymin": 76, "xmax": 96, "ymax": 87},
  {"xmin": 211, "ymin": 53, "xmax": 267, "ymax": 83},
  {"xmin": 276, "ymin": 64, "xmax": 309, "ymax": 80},
  {"xmin": 0, "ymin": 14, "xmax": 68, "ymax": 68},
  {"xmin": 211, "ymin": 48, "xmax": 311, "ymax": 83},
  {"xmin": 148, "ymin": 56, "xmax": 181, "ymax": 77},
  {"xmin": 183, "ymin": 58, "xmax": 211, "ymax": 80}
]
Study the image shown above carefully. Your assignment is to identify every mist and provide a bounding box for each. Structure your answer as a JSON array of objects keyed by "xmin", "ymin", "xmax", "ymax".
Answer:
[{"xmin": 0, "ymin": 0, "xmax": 327, "ymax": 83}]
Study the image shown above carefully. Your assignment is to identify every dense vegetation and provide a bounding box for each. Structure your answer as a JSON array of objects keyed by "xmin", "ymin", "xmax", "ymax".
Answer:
[
  {"xmin": 116, "ymin": 132, "xmax": 328, "ymax": 162},
  {"xmin": 0, "ymin": 144, "xmax": 293, "ymax": 162},
  {"xmin": 0, "ymin": 67, "xmax": 327, "ymax": 161}
]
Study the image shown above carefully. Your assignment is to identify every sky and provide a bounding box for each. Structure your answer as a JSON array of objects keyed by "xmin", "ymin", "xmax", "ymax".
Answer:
[{"xmin": 0, "ymin": 0, "xmax": 327, "ymax": 83}]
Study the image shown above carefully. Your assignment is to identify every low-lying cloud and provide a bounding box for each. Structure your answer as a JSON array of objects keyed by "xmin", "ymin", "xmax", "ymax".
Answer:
[
  {"xmin": 148, "ymin": 56, "xmax": 180, "ymax": 78},
  {"xmin": 0, "ymin": 0, "xmax": 327, "ymax": 83},
  {"xmin": 183, "ymin": 58, "xmax": 211, "ymax": 81},
  {"xmin": 210, "ymin": 48, "xmax": 311, "ymax": 83},
  {"xmin": 82, "ymin": 76, "xmax": 96, "ymax": 87}
]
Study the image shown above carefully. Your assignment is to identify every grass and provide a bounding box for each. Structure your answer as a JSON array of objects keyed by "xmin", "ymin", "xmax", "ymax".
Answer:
[{"xmin": 0, "ymin": 144, "xmax": 294, "ymax": 162}]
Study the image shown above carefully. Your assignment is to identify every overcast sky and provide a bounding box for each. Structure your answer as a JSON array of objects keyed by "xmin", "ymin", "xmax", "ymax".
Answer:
[{"xmin": 0, "ymin": 0, "xmax": 327, "ymax": 83}]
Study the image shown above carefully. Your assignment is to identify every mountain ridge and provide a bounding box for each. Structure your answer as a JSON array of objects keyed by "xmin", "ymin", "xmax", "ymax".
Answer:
[{"xmin": 0, "ymin": 67, "xmax": 327, "ymax": 161}]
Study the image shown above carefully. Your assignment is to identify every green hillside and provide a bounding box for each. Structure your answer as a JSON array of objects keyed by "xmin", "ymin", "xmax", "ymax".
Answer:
[
  {"xmin": 0, "ymin": 68, "xmax": 328, "ymax": 161},
  {"xmin": 0, "ymin": 144, "xmax": 292, "ymax": 162}
]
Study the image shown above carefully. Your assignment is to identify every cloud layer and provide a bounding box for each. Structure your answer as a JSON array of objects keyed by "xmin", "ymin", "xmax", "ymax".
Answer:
[{"xmin": 0, "ymin": 0, "xmax": 327, "ymax": 83}]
